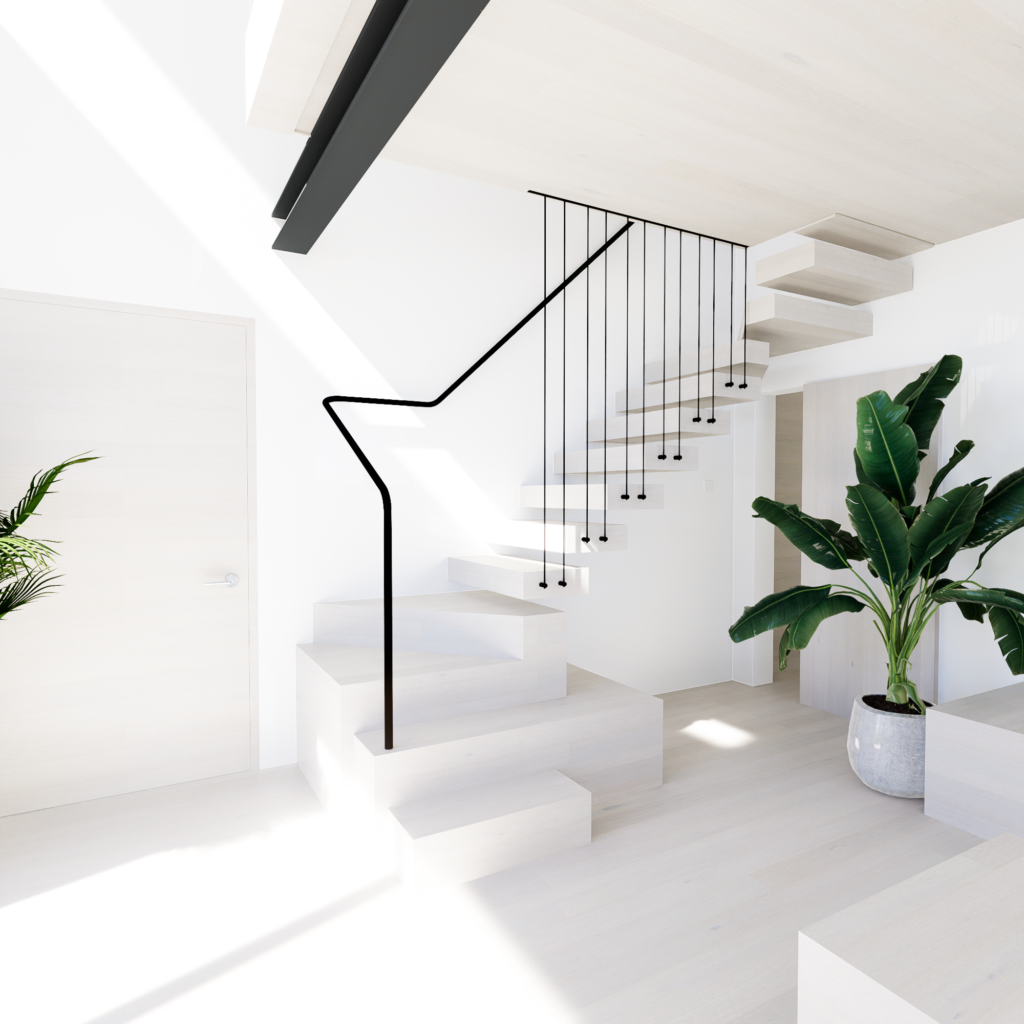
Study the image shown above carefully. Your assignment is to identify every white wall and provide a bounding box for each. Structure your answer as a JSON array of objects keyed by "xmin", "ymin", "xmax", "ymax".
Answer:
[
  {"xmin": 754, "ymin": 219, "xmax": 1024, "ymax": 704},
  {"xmin": 0, "ymin": 0, "xmax": 737, "ymax": 771}
]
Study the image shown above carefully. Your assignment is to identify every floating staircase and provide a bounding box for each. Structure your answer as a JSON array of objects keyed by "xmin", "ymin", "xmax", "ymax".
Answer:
[{"xmin": 297, "ymin": 590, "xmax": 663, "ymax": 885}]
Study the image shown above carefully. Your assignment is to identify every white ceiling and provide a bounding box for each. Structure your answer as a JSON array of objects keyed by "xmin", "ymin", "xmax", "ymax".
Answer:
[{"xmin": 252, "ymin": 0, "xmax": 1024, "ymax": 245}]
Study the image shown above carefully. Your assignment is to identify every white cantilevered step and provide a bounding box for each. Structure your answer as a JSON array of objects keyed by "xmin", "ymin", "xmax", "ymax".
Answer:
[
  {"xmin": 391, "ymin": 770, "xmax": 591, "ymax": 885},
  {"xmin": 355, "ymin": 666, "xmax": 663, "ymax": 808},
  {"xmin": 757, "ymin": 239, "xmax": 913, "ymax": 305},
  {"xmin": 589, "ymin": 408, "xmax": 731, "ymax": 445},
  {"xmin": 448, "ymin": 555, "xmax": 588, "ymax": 599},
  {"xmin": 794, "ymin": 212, "xmax": 933, "ymax": 260},
  {"xmin": 297, "ymin": 643, "xmax": 565, "ymax": 734},
  {"xmin": 643, "ymin": 339, "xmax": 770, "ymax": 384},
  {"xmin": 521, "ymin": 483, "xmax": 664, "ymax": 510},
  {"xmin": 616, "ymin": 372, "xmax": 761, "ymax": 414},
  {"xmin": 488, "ymin": 519, "xmax": 627, "ymax": 554},
  {"xmin": 555, "ymin": 442, "xmax": 697, "ymax": 475},
  {"xmin": 313, "ymin": 590, "xmax": 564, "ymax": 661},
  {"xmin": 745, "ymin": 292, "xmax": 872, "ymax": 354}
]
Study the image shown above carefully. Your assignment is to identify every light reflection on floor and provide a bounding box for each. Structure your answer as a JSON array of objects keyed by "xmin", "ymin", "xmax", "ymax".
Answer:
[{"xmin": 0, "ymin": 769, "xmax": 576, "ymax": 1024}]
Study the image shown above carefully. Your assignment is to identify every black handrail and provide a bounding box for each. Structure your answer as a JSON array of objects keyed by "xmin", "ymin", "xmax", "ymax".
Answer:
[{"xmin": 323, "ymin": 219, "xmax": 633, "ymax": 750}]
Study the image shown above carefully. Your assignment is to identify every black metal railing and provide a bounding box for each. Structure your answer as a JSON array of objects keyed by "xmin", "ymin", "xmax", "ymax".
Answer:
[{"xmin": 323, "ymin": 220, "xmax": 633, "ymax": 750}]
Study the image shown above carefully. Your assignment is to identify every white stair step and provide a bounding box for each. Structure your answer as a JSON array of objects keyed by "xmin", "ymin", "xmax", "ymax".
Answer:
[
  {"xmin": 794, "ymin": 212, "xmax": 933, "ymax": 260},
  {"xmin": 555, "ymin": 442, "xmax": 697, "ymax": 475},
  {"xmin": 313, "ymin": 590, "xmax": 564, "ymax": 661},
  {"xmin": 616, "ymin": 371, "xmax": 761, "ymax": 414},
  {"xmin": 589, "ymin": 408, "xmax": 731, "ymax": 445},
  {"xmin": 297, "ymin": 643, "xmax": 565, "ymax": 734},
  {"xmin": 745, "ymin": 292, "xmax": 873, "ymax": 354},
  {"xmin": 757, "ymin": 239, "xmax": 913, "ymax": 305},
  {"xmin": 520, "ymin": 483, "xmax": 665, "ymax": 510},
  {"xmin": 448, "ymin": 555, "xmax": 588, "ymax": 599},
  {"xmin": 643, "ymin": 339, "xmax": 770, "ymax": 384},
  {"xmin": 354, "ymin": 666, "xmax": 663, "ymax": 808},
  {"xmin": 391, "ymin": 770, "xmax": 591, "ymax": 885},
  {"xmin": 488, "ymin": 519, "xmax": 627, "ymax": 554}
]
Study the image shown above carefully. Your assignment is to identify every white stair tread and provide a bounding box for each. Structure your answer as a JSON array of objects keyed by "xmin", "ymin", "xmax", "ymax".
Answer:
[
  {"xmin": 391, "ymin": 769, "xmax": 589, "ymax": 840},
  {"xmin": 589, "ymin": 408, "xmax": 731, "ymax": 444},
  {"xmin": 319, "ymin": 589, "xmax": 560, "ymax": 621},
  {"xmin": 794, "ymin": 212, "xmax": 933, "ymax": 260},
  {"xmin": 448, "ymin": 554, "xmax": 588, "ymax": 599},
  {"xmin": 520, "ymin": 483, "xmax": 665, "ymax": 510},
  {"xmin": 616, "ymin": 372, "xmax": 761, "ymax": 414},
  {"xmin": 488, "ymin": 519, "xmax": 627, "ymax": 554},
  {"xmin": 745, "ymin": 292, "xmax": 872, "ymax": 354},
  {"xmin": 644, "ymin": 339, "xmax": 770, "ymax": 384},
  {"xmin": 299, "ymin": 644, "xmax": 516, "ymax": 686},
  {"xmin": 756, "ymin": 239, "xmax": 913, "ymax": 305},
  {"xmin": 556, "ymin": 443, "xmax": 697, "ymax": 475}
]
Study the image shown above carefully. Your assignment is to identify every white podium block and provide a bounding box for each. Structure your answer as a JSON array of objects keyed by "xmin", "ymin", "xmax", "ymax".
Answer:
[
  {"xmin": 798, "ymin": 833, "xmax": 1024, "ymax": 1023},
  {"xmin": 925, "ymin": 681, "xmax": 1024, "ymax": 838}
]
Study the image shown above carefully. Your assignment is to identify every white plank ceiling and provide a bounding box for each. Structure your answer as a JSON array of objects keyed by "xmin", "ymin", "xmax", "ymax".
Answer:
[{"xmin": 252, "ymin": 0, "xmax": 1024, "ymax": 245}]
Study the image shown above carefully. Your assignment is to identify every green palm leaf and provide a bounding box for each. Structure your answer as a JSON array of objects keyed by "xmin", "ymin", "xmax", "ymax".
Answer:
[
  {"xmin": 893, "ymin": 355, "xmax": 963, "ymax": 454},
  {"xmin": 752, "ymin": 498, "xmax": 864, "ymax": 570},
  {"xmin": 846, "ymin": 484, "xmax": 910, "ymax": 584},
  {"xmin": 933, "ymin": 587, "xmax": 1024, "ymax": 615},
  {"xmin": 927, "ymin": 439, "xmax": 975, "ymax": 504},
  {"xmin": 963, "ymin": 467, "xmax": 1024, "ymax": 550},
  {"xmin": 0, "ymin": 453, "xmax": 98, "ymax": 535},
  {"xmin": 855, "ymin": 391, "xmax": 921, "ymax": 506},
  {"xmin": 729, "ymin": 585, "xmax": 833, "ymax": 643},
  {"xmin": 778, "ymin": 595, "xmax": 865, "ymax": 670},
  {"xmin": 0, "ymin": 571, "xmax": 61, "ymax": 619},
  {"xmin": 990, "ymin": 607, "xmax": 1024, "ymax": 675}
]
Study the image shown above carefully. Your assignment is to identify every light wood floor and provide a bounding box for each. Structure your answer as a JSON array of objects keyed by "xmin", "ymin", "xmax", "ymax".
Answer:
[{"xmin": 0, "ymin": 678, "xmax": 980, "ymax": 1024}]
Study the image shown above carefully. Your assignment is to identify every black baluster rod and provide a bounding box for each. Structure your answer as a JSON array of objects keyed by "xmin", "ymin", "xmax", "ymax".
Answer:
[{"xmin": 322, "ymin": 219, "xmax": 633, "ymax": 750}]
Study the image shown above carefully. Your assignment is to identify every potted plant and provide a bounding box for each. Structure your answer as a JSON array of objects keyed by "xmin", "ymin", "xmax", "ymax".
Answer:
[
  {"xmin": 729, "ymin": 355, "xmax": 1024, "ymax": 798},
  {"xmin": 1, "ymin": 454, "xmax": 96, "ymax": 619}
]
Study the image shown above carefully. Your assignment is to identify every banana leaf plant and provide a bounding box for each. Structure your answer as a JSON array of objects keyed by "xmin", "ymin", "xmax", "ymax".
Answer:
[
  {"xmin": 0, "ymin": 454, "xmax": 96, "ymax": 619},
  {"xmin": 728, "ymin": 355, "xmax": 1024, "ymax": 714}
]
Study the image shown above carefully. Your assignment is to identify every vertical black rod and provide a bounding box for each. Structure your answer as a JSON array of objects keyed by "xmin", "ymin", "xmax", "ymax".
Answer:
[
  {"xmin": 675, "ymin": 230, "xmax": 683, "ymax": 458},
  {"xmin": 693, "ymin": 238, "xmax": 703, "ymax": 423},
  {"xmin": 740, "ymin": 248, "xmax": 749, "ymax": 389},
  {"xmin": 560, "ymin": 200, "xmax": 567, "ymax": 585},
  {"xmin": 726, "ymin": 244, "xmax": 735, "ymax": 387},
  {"xmin": 660, "ymin": 226, "xmax": 667, "ymax": 458},
  {"xmin": 322, "ymin": 401, "xmax": 394, "ymax": 750},
  {"xmin": 709, "ymin": 241, "xmax": 717, "ymax": 425},
  {"xmin": 540, "ymin": 199, "xmax": 549, "ymax": 590},
  {"xmin": 640, "ymin": 221, "xmax": 647, "ymax": 499},
  {"xmin": 623, "ymin": 224, "xmax": 630, "ymax": 499},
  {"xmin": 602, "ymin": 211, "xmax": 609, "ymax": 541},
  {"xmin": 583, "ymin": 208, "xmax": 591, "ymax": 544}
]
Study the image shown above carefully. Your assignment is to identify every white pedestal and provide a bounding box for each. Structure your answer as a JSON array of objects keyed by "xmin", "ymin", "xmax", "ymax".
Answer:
[
  {"xmin": 925, "ymin": 681, "xmax": 1024, "ymax": 839},
  {"xmin": 798, "ymin": 833, "xmax": 1024, "ymax": 1023}
]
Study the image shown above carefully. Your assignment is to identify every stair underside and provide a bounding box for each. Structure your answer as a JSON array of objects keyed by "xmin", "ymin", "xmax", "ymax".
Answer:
[
  {"xmin": 448, "ymin": 554, "xmax": 588, "ymax": 599},
  {"xmin": 643, "ymin": 339, "xmax": 770, "ymax": 384},
  {"xmin": 556, "ymin": 443, "xmax": 697, "ymax": 475},
  {"xmin": 616, "ymin": 372, "xmax": 761, "ymax": 414},
  {"xmin": 794, "ymin": 212, "xmax": 933, "ymax": 260},
  {"xmin": 488, "ymin": 519, "xmax": 627, "ymax": 554},
  {"xmin": 589, "ymin": 409, "xmax": 731, "ymax": 445},
  {"xmin": 521, "ymin": 483, "xmax": 665, "ymax": 510},
  {"xmin": 756, "ymin": 239, "xmax": 913, "ymax": 305},
  {"xmin": 745, "ymin": 292, "xmax": 873, "ymax": 354}
]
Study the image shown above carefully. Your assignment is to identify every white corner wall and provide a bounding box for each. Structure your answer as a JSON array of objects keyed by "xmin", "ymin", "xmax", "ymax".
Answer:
[
  {"xmin": 754, "ymin": 219, "xmax": 1024, "ymax": 704},
  {"xmin": 0, "ymin": 0, "xmax": 737, "ymax": 771}
]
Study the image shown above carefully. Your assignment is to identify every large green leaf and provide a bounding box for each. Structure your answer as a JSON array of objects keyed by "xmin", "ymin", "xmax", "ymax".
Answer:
[
  {"xmin": 752, "ymin": 498, "xmax": 864, "ymax": 570},
  {"xmin": 963, "ymin": 467, "xmax": 1024, "ymax": 549},
  {"xmin": 990, "ymin": 607, "xmax": 1024, "ymax": 675},
  {"xmin": 933, "ymin": 579, "xmax": 987, "ymax": 621},
  {"xmin": 933, "ymin": 587, "xmax": 1024, "ymax": 615},
  {"xmin": 893, "ymin": 355, "xmax": 963, "ymax": 454},
  {"xmin": 855, "ymin": 391, "xmax": 920, "ymax": 506},
  {"xmin": 927, "ymin": 439, "xmax": 975, "ymax": 504},
  {"xmin": 778, "ymin": 594, "xmax": 866, "ymax": 671},
  {"xmin": 846, "ymin": 484, "xmax": 910, "ymax": 584},
  {"xmin": 907, "ymin": 483, "xmax": 985, "ymax": 570},
  {"xmin": 729, "ymin": 585, "xmax": 833, "ymax": 643}
]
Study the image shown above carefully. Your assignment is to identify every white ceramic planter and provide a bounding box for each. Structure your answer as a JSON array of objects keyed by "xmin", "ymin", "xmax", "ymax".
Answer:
[{"xmin": 847, "ymin": 696, "xmax": 926, "ymax": 798}]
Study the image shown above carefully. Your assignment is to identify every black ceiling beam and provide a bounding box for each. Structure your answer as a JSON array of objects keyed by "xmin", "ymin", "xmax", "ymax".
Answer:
[{"xmin": 272, "ymin": 0, "xmax": 491, "ymax": 254}]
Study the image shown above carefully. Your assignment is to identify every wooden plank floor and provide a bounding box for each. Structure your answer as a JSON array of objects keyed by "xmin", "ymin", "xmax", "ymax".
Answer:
[{"xmin": 0, "ymin": 676, "xmax": 981, "ymax": 1023}]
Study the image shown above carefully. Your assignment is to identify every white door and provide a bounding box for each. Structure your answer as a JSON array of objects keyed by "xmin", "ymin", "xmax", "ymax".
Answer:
[{"xmin": 0, "ymin": 291, "xmax": 255, "ymax": 815}]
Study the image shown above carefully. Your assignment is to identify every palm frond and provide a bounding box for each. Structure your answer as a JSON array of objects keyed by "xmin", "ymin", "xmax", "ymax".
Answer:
[
  {"xmin": 0, "ymin": 535, "xmax": 58, "ymax": 575},
  {"xmin": 0, "ymin": 571, "xmax": 62, "ymax": 619},
  {"xmin": 0, "ymin": 453, "xmax": 98, "ymax": 535}
]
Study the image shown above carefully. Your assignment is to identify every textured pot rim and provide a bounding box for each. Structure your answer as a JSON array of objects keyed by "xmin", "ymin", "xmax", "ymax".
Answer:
[{"xmin": 855, "ymin": 695, "xmax": 931, "ymax": 720}]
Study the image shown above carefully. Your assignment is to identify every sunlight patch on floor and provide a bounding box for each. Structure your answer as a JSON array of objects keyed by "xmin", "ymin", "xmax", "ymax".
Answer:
[{"xmin": 681, "ymin": 718, "xmax": 756, "ymax": 749}]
